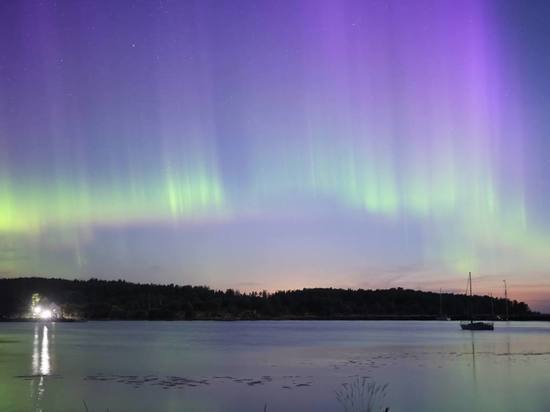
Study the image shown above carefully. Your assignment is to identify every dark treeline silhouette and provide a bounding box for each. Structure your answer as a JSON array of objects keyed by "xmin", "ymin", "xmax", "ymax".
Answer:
[{"xmin": 0, "ymin": 277, "xmax": 541, "ymax": 321}]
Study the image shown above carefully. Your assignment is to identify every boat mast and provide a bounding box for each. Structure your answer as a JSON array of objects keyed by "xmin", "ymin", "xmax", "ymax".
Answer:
[
  {"xmin": 439, "ymin": 288, "xmax": 443, "ymax": 318},
  {"xmin": 469, "ymin": 272, "xmax": 473, "ymax": 322},
  {"xmin": 503, "ymin": 280, "xmax": 509, "ymax": 321}
]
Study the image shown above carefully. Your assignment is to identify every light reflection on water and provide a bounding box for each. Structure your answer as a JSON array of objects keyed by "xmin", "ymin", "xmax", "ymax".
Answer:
[{"xmin": 30, "ymin": 323, "xmax": 53, "ymax": 410}]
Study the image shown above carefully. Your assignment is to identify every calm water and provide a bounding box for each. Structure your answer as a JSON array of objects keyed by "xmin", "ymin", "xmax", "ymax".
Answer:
[{"xmin": 0, "ymin": 321, "xmax": 549, "ymax": 412}]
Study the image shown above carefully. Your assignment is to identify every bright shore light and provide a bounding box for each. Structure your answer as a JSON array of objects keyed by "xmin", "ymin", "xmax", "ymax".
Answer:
[
  {"xmin": 32, "ymin": 305, "xmax": 42, "ymax": 316},
  {"xmin": 39, "ymin": 309, "xmax": 53, "ymax": 320},
  {"xmin": 30, "ymin": 293, "xmax": 58, "ymax": 320}
]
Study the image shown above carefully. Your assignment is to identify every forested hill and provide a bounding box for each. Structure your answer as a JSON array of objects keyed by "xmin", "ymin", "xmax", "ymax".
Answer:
[{"xmin": 0, "ymin": 277, "xmax": 538, "ymax": 320}]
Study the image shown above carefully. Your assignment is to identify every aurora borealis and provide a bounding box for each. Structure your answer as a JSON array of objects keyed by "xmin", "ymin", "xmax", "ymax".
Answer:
[{"xmin": 1, "ymin": 1, "xmax": 549, "ymax": 310}]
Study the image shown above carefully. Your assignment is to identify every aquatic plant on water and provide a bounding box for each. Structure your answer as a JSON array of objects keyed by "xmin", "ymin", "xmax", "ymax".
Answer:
[
  {"xmin": 336, "ymin": 378, "xmax": 390, "ymax": 412},
  {"xmin": 82, "ymin": 400, "xmax": 110, "ymax": 412}
]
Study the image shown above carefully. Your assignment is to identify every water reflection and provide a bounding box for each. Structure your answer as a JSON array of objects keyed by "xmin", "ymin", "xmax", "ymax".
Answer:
[
  {"xmin": 32, "ymin": 324, "xmax": 52, "ymax": 376},
  {"xmin": 30, "ymin": 323, "xmax": 54, "ymax": 409},
  {"xmin": 469, "ymin": 332, "xmax": 477, "ymax": 387}
]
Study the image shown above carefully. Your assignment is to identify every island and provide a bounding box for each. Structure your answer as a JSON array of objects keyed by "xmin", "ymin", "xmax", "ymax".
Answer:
[{"xmin": 0, "ymin": 277, "xmax": 545, "ymax": 321}]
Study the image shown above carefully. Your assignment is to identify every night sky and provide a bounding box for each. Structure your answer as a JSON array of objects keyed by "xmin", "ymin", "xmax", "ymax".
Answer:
[{"xmin": 1, "ymin": 0, "xmax": 549, "ymax": 311}]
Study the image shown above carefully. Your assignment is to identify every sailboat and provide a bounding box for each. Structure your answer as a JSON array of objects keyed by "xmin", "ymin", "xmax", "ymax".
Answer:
[{"xmin": 460, "ymin": 272, "xmax": 494, "ymax": 331}]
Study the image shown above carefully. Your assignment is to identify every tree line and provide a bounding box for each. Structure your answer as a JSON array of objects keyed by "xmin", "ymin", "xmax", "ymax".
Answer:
[{"xmin": 0, "ymin": 277, "xmax": 539, "ymax": 321}]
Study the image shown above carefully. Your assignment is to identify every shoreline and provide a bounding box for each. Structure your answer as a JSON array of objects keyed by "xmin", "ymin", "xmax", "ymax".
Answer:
[{"xmin": 2, "ymin": 315, "xmax": 548, "ymax": 322}]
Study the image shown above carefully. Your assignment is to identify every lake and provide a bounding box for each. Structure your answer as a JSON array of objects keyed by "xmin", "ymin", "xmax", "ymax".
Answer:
[{"xmin": 0, "ymin": 321, "xmax": 549, "ymax": 411}]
